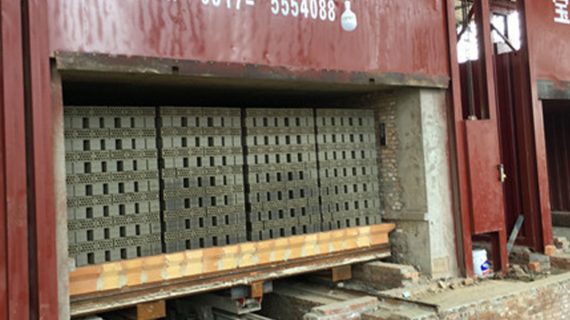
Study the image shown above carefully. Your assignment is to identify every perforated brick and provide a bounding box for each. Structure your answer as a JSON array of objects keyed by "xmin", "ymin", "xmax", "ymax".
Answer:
[
  {"xmin": 316, "ymin": 109, "xmax": 382, "ymax": 231},
  {"xmin": 65, "ymin": 106, "xmax": 384, "ymax": 264},
  {"xmin": 245, "ymin": 109, "xmax": 321, "ymax": 240},
  {"xmin": 160, "ymin": 107, "xmax": 247, "ymax": 252},
  {"xmin": 65, "ymin": 106, "xmax": 162, "ymax": 266}
]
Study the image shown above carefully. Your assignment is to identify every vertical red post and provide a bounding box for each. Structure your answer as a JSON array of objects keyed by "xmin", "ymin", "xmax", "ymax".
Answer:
[
  {"xmin": 474, "ymin": 0, "xmax": 497, "ymax": 117},
  {"xmin": 0, "ymin": 0, "xmax": 30, "ymax": 318},
  {"xmin": 445, "ymin": 0, "xmax": 474, "ymax": 276},
  {"xmin": 476, "ymin": 0, "xmax": 508, "ymax": 273},
  {"xmin": 535, "ymin": 100, "xmax": 554, "ymax": 250},
  {"xmin": 22, "ymin": 0, "xmax": 59, "ymax": 318},
  {"xmin": 518, "ymin": 0, "xmax": 554, "ymax": 253},
  {"xmin": 523, "ymin": 1, "xmax": 555, "ymax": 251}
]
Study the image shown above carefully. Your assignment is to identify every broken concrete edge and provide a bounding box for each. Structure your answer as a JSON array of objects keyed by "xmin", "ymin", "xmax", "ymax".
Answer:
[
  {"xmin": 362, "ymin": 302, "xmax": 436, "ymax": 320},
  {"xmin": 300, "ymin": 276, "xmax": 485, "ymax": 320},
  {"xmin": 365, "ymin": 271, "xmax": 570, "ymax": 319},
  {"xmin": 264, "ymin": 268, "xmax": 570, "ymax": 320},
  {"xmin": 303, "ymin": 296, "xmax": 380, "ymax": 320},
  {"xmin": 377, "ymin": 277, "xmax": 481, "ymax": 303}
]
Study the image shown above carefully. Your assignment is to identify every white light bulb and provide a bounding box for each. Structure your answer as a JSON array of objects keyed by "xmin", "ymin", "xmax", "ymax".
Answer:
[{"xmin": 341, "ymin": 1, "xmax": 358, "ymax": 32}]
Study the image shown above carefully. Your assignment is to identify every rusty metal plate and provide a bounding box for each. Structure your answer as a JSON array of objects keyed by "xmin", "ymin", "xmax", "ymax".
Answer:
[{"xmin": 48, "ymin": 0, "xmax": 450, "ymax": 77}]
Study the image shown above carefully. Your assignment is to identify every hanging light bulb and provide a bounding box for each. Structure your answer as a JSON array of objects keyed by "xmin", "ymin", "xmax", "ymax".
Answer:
[{"xmin": 341, "ymin": 1, "xmax": 358, "ymax": 32}]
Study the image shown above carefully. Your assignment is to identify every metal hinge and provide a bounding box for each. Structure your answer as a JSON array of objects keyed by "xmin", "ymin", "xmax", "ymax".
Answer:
[{"xmin": 499, "ymin": 164, "xmax": 507, "ymax": 183}]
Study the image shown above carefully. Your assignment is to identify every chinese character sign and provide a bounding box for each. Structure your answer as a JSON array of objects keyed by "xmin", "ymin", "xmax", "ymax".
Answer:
[{"xmin": 553, "ymin": 0, "xmax": 570, "ymax": 24}]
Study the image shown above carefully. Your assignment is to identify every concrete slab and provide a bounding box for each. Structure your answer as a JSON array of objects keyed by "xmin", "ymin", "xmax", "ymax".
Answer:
[
  {"xmin": 261, "ymin": 281, "xmax": 364, "ymax": 320},
  {"xmin": 304, "ymin": 296, "xmax": 379, "ymax": 320},
  {"xmin": 415, "ymin": 272, "xmax": 570, "ymax": 311}
]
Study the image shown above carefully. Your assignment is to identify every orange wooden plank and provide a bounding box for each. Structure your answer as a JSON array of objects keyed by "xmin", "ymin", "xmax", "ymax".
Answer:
[{"xmin": 70, "ymin": 224, "xmax": 395, "ymax": 296}]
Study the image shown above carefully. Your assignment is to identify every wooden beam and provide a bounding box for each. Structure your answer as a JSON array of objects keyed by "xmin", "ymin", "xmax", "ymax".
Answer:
[
  {"xmin": 331, "ymin": 265, "xmax": 352, "ymax": 282},
  {"xmin": 72, "ymin": 248, "xmax": 390, "ymax": 317},
  {"xmin": 70, "ymin": 224, "xmax": 395, "ymax": 297},
  {"xmin": 136, "ymin": 300, "xmax": 166, "ymax": 320},
  {"xmin": 250, "ymin": 282, "xmax": 264, "ymax": 299},
  {"xmin": 71, "ymin": 245, "xmax": 392, "ymax": 316}
]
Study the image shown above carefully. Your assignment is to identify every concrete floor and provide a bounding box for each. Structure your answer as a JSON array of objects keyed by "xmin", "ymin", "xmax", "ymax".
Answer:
[{"xmin": 257, "ymin": 270, "xmax": 570, "ymax": 320}]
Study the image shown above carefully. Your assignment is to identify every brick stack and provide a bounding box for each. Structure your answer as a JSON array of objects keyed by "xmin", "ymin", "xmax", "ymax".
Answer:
[
  {"xmin": 65, "ymin": 106, "xmax": 161, "ymax": 266},
  {"xmin": 245, "ymin": 109, "xmax": 321, "ymax": 241},
  {"xmin": 160, "ymin": 107, "xmax": 247, "ymax": 252},
  {"xmin": 316, "ymin": 109, "xmax": 381, "ymax": 231},
  {"xmin": 65, "ymin": 106, "xmax": 385, "ymax": 265}
]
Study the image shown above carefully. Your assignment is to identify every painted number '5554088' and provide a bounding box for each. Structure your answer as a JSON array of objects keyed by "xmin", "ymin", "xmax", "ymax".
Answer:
[
  {"xmin": 271, "ymin": 0, "xmax": 336, "ymax": 22},
  {"xmin": 201, "ymin": 0, "xmax": 339, "ymax": 24}
]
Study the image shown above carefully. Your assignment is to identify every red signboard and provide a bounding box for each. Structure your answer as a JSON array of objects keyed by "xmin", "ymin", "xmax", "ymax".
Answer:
[
  {"xmin": 526, "ymin": 0, "xmax": 570, "ymax": 83},
  {"xmin": 48, "ymin": 0, "xmax": 450, "ymax": 78}
]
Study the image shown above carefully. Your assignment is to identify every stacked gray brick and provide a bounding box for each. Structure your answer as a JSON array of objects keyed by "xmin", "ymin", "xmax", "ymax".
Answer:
[
  {"xmin": 160, "ymin": 107, "xmax": 247, "ymax": 252},
  {"xmin": 316, "ymin": 109, "xmax": 382, "ymax": 231},
  {"xmin": 65, "ymin": 106, "xmax": 161, "ymax": 267},
  {"xmin": 245, "ymin": 109, "xmax": 321, "ymax": 241},
  {"xmin": 65, "ymin": 105, "xmax": 385, "ymax": 264}
]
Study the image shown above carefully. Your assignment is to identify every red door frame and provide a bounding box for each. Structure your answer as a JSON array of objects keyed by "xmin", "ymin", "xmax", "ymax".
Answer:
[{"xmin": 445, "ymin": 0, "xmax": 510, "ymax": 276}]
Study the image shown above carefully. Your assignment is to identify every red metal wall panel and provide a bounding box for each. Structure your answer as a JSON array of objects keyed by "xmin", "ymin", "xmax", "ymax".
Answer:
[
  {"xmin": 47, "ymin": 0, "xmax": 450, "ymax": 77},
  {"xmin": 494, "ymin": 53, "xmax": 526, "ymax": 237},
  {"xmin": 492, "ymin": 52, "xmax": 545, "ymax": 248},
  {"xmin": 525, "ymin": 0, "xmax": 570, "ymax": 83}
]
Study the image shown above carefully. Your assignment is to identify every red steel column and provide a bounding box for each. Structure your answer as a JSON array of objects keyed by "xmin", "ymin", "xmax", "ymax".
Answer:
[
  {"xmin": 476, "ymin": 0, "xmax": 508, "ymax": 274},
  {"xmin": 22, "ymin": 0, "xmax": 59, "ymax": 318},
  {"xmin": 445, "ymin": 0, "xmax": 474, "ymax": 276},
  {"xmin": 521, "ymin": 0, "xmax": 554, "ymax": 252},
  {"xmin": 517, "ymin": 0, "xmax": 554, "ymax": 253},
  {"xmin": 0, "ymin": 0, "xmax": 30, "ymax": 318}
]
